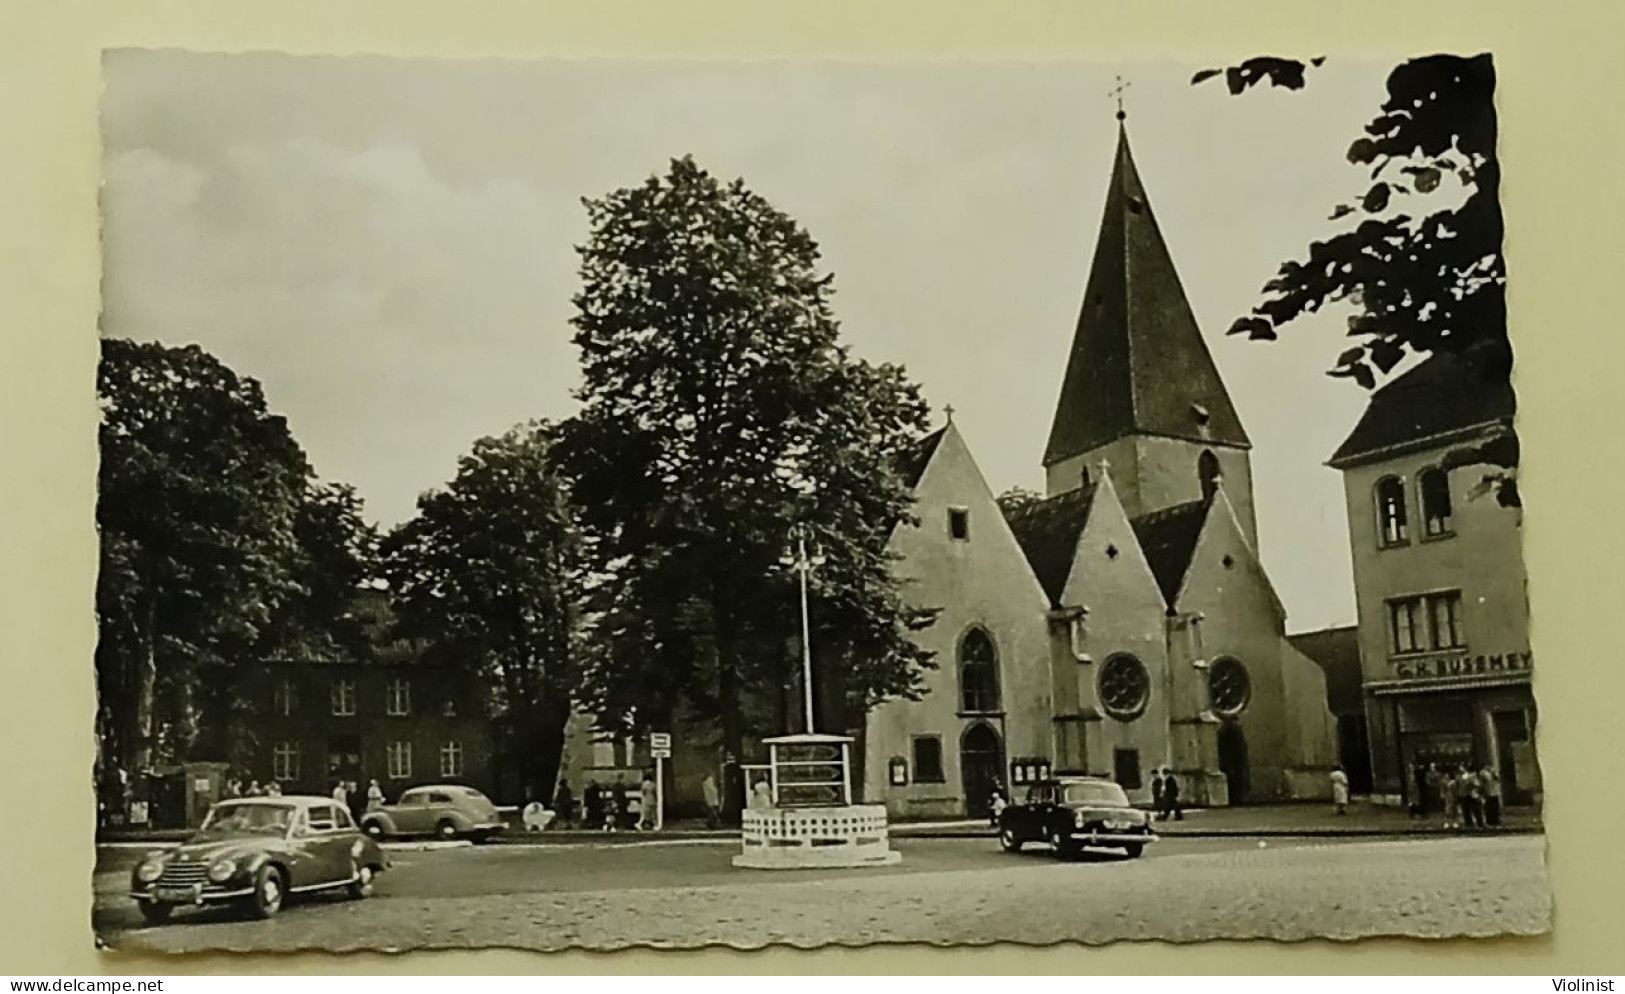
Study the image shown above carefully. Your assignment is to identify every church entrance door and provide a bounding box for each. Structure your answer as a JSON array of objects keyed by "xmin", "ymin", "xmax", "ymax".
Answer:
[
  {"xmin": 960, "ymin": 723, "xmax": 1004, "ymax": 819},
  {"xmin": 1218, "ymin": 722, "xmax": 1249, "ymax": 804}
]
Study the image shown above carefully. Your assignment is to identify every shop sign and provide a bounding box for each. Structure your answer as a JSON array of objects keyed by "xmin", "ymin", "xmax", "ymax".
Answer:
[{"xmin": 1393, "ymin": 650, "xmax": 1532, "ymax": 681}]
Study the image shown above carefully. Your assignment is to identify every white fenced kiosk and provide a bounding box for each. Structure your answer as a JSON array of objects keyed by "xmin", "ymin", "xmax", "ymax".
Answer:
[{"xmin": 732, "ymin": 732, "xmax": 901, "ymax": 869}]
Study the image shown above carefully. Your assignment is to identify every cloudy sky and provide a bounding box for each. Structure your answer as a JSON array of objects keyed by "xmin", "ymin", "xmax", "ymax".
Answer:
[{"xmin": 100, "ymin": 52, "xmax": 1406, "ymax": 632}]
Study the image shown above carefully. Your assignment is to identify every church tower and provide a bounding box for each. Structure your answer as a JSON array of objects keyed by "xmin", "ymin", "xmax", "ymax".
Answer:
[{"xmin": 1043, "ymin": 117, "xmax": 1259, "ymax": 547}]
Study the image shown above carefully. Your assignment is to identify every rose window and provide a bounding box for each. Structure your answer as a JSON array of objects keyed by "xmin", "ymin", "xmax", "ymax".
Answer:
[
  {"xmin": 1098, "ymin": 655, "xmax": 1150, "ymax": 721},
  {"xmin": 1208, "ymin": 657, "xmax": 1251, "ymax": 715}
]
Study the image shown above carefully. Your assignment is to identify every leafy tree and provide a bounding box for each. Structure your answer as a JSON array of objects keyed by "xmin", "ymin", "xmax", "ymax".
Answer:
[
  {"xmin": 261, "ymin": 482, "xmax": 381, "ymax": 662},
  {"xmin": 1195, "ymin": 54, "xmax": 1518, "ymax": 504},
  {"xmin": 96, "ymin": 339, "xmax": 311, "ymax": 775},
  {"xmin": 555, "ymin": 156, "xmax": 938, "ymax": 811},
  {"xmin": 381, "ymin": 421, "xmax": 581, "ymax": 801},
  {"xmin": 996, "ymin": 486, "xmax": 1045, "ymax": 517}
]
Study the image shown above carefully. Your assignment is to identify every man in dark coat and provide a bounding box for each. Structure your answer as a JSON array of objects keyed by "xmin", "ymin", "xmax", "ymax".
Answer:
[
  {"xmin": 1150, "ymin": 768, "xmax": 1168, "ymax": 821},
  {"xmin": 1163, "ymin": 768, "xmax": 1183, "ymax": 821}
]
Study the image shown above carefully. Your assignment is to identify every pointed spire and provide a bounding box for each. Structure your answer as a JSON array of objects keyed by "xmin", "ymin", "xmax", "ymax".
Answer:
[{"xmin": 1043, "ymin": 119, "xmax": 1251, "ymax": 469}]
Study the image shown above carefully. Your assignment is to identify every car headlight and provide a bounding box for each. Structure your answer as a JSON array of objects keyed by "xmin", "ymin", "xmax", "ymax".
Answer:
[
  {"xmin": 206, "ymin": 858, "xmax": 237, "ymax": 883},
  {"xmin": 135, "ymin": 860, "xmax": 164, "ymax": 883}
]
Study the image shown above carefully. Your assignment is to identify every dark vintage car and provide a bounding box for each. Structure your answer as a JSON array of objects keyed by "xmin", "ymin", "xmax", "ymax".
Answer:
[
  {"xmin": 129, "ymin": 796, "xmax": 388, "ymax": 925},
  {"xmin": 359, "ymin": 784, "xmax": 507, "ymax": 842},
  {"xmin": 998, "ymin": 776, "xmax": 1156, "ymax": 860}
]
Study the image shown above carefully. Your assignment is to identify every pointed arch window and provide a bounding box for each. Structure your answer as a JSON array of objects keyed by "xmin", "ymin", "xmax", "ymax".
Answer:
[
  {"xmin": 959, "ymin": 627, "xmax": 1001, "ymax": 714},
  {"xmin": 1199, "ymin": 450, "xmax": 1221, "ymax": 501},
  {"xmin": 1419, "ymin": 468, "xmax": 1454, "ymax": 537},
  {"xmin": 1375, "ymin": 476, "xmax": 1409, "ymax": 547}
]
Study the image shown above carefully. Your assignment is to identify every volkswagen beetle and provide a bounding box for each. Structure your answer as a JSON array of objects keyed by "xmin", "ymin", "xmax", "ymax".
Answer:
[
  {"xmin": 997, "ymin": 776, "xmax": 1156, "ymax": 860},
  {"xmin": 129, "ymin": 796, "xmax": 388, "ymax": 924}
]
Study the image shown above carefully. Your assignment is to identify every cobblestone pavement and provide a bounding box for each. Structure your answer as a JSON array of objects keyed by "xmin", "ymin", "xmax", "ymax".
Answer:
[{"xmin": 95, "ymin": 834, "xmax": 1549, "ymax": 954}]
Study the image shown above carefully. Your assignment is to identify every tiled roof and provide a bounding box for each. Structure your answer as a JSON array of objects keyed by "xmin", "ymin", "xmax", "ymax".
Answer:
[
  {"xmin": 1329, "ymin": 348, "xmax": 1516, "ymax": 468},
  {"xmin": 896, "ymin": 426, "xmax": 948, "ymax": 489},
  {"xmin": 1288, "ymin": 625, "xmax": 1363, "ymax": 716},
  {"xmin": 1003, "ymin": 486, "xmax": 1097, "ymax": 608},
  {"xmin": 1129, "ymin": 498, "xmax": 1210, "ymax": 606},
  {"xmin": 1044, "ymin": 123, "xmax": 1250, "ymax": 468}
]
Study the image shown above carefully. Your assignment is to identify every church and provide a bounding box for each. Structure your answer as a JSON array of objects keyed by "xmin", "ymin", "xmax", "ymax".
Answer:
[{"xmin": 859, "ymin": 118, "xmax": 1338, "ymax": 817}]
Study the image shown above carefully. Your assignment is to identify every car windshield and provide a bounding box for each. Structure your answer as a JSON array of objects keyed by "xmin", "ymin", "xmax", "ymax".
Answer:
[
  {"xmin": 1062, "ymin": 782, "xmax": 1129, "ymax": 807},
  {"xmin": 199, "ymin": 802, "xmax": 294, "ymax": 836}
]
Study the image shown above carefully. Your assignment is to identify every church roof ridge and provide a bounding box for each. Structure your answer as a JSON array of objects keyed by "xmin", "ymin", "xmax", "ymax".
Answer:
[
  {"xmin": 895, "ymin": 424, "xmax": 950, "ymax": 489},
  {"xmin": 1044, "ymin": 120, "xmax": 1251, "ymax": 468},
  {"xmin": 1003, "ymin": 484, "xmax": 1098, "ymax": 608},
  {"xmin": 1128, "ymin": 494, "xmax": 1212, "ymax": 606}
]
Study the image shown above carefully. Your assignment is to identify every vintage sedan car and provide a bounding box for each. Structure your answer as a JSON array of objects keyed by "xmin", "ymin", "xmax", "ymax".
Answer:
[
  {"xmin": 129, "ymin": 796, "xmax": 388, "ymax": 924},
  {"xmin": 359, "ymin": 784, "xmax": 507, "ymax": 842},
  {"xmin": 997, "ymin": 776, "xmax": 1156, "ymax": 860}
]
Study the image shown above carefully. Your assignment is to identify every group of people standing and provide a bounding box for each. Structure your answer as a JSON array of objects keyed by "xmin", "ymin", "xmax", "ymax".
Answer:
[
  {"xmin": 1150, "ymin": 767, "xmax": 1183, "ymax": 821},
  {"xmin": 575, "ymin": 775, "xmax": 660, "ymax": 832},
  {"xmin": 1410, "ymin": 762, "xmax": 1504, "ymax": 829},
  {"xmin": 223, "ymin": 776, "xmax": 281, "ymax": 799},
  {"xmin": 328, "ymin": 778, "xmax": 387, "ymax": 824}
]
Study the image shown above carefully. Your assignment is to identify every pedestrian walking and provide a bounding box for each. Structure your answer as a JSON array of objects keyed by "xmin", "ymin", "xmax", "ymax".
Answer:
[
  {"xmin": 1151, "ymin": 768, "xmax": 1168, "ymax": 821},
  {"xmin": 367, "ymin": 778, "xmax": 385, "ymax": 812},
  {"xmin": 1330, "ymin": 765, "xmax": 1350, "ymax": 815},
  {"xmin": 266, "ymin": 781, "xmax": 282, "ymax": 797},
  {"xmin": 625, "ymin": 782, "xmax": 644, "ymax": 830},
  {"xmin": 331, "ymin": 780, "xmax": 349, "ymax": 810},
  {"xmin": 1163, "ymin": 768, "xmax": 1183, "ymax": 821},
  {"xmin": 1479, "ymin": 766, "xmax": 1503, "ymax": 826},
  {"xmin": 640, "ymin": 775, "xmax": 659, "ymax": 831},
  {"xmin": 346, "ymin": 780, "xmax": 367, "ymax": 825},
  {"xmin": 553, "ymin": 780, "xmax": 574, "ymax": 827},
  {"xmin": 1424, "ymin": 763, "xmax": 1442, "ymax": 819},
  {"xmin": 1459, "ymin": 768, "xmax": 1484, "ymax": 829},
  {"xmin": 584, "ymin": 781, "xmax": 604, "ymax": 830},
  {"xmin": 602, "ymin": 785, "xmax": 620, "ymax": 832},
  {"xmin": 989, "ymin": 786, "xmax": 1007, "ymax": 827},
  {"xmin": 223, "ymin": 777, "xmax": 242, "ymax": 800},
  {"xmin": 702, "ymin": 773, "xmax": 722, "ymax": 829},
  {"xmin": 246, "ymin": 780, "xmax": 264, "ymax": 797}
]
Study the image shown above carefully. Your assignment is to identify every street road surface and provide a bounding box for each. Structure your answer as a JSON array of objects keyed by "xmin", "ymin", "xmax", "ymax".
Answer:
[{"xmin": 94, "ymin": 834, "xmax": 1549, "ymax": 952}]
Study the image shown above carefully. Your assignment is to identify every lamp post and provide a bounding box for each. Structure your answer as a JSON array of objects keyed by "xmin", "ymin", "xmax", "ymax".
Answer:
[{"xmin": 783, "ymin": 523, "xmax": 825, "ymax": 735}]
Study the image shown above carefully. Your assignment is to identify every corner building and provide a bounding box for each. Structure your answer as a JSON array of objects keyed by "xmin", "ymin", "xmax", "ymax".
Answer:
[{"xmin": 1331, "ymin": 351, "xmax": 1539, "ymax": 808}]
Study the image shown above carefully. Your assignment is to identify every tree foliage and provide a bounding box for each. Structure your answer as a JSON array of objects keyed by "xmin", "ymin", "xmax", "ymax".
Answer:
[
  {"xmin": 96, "ymin": 340, "xmax": 313, "ymax": 773},
  {"xmin": 554, "ymin": 157, "xmax": 938, "ymax": 794},
  {"xmin": 1195, "ymin": 54, "xmax": 1517, "ymax": 502},
  {"xmin": 381, "ymin": 421, "xmax": 581, "ymax": 800},
  {"xmin": 995, "ymin": 486, "xmax": 1045, "ymax": 517}
]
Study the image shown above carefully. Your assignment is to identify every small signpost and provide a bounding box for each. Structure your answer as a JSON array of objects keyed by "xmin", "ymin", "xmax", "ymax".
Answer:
[{"xmin": 650, "ymin": 732, "xmax": 671, "ymax": 830}]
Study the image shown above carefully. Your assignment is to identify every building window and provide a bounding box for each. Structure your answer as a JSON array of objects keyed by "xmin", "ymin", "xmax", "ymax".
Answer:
[
  {"xmin": 330, "ymin": 679, "xmax": 356, "ymax": 717},
  {"xmin": 386, "ymin": 677, "xmax": 411, "ymax": 716},
  {"xmin": 1389, "ymin": 591, "xmax": 1466, "ymax": 654},
  {"xmin": 1376, "ymin": 476, "xmax": 1409, "ymax": 547},
  {"xmin": 272, "ymin": 678, "xmax": 297, "ymax": 717},
  {"xmin": 1099, "ymin": 654, "xmax": 1151, "ymax": 721},
  {"xmin": 1113, "ymin": 748, "xmax": 1143, "ymax": 790},
  {"xmin": 272, "ymin": 741, "xmax": 299, "ymax": 782},
  {"xmin": 387, "ymin": 741, "xmax": 412, "ymax": 780},
  {"xmin": 911, "ymin": 736, "xmax": 945, "ymax": 783},
  {"xmin": 1208, "ymin": 657, "xmax": 1252, "ymax": 714},
  {"xmin": 1419, "ymin": 468, "xmax": 1454, "ymax": 537},
  {"xmin": 439, "ymin": 741, "xmax": 464, "ymax": 778},
  {"xmin": 958, "ymin": 627, "xmax": 1000, "ymax": 713},
  {"xmin": 1199, "ymin": 449, "xmax": 1221, "ymax": 501},
  {"xmin": 948, "ymin": 507, "xmax": 970, "ymax": 542}
]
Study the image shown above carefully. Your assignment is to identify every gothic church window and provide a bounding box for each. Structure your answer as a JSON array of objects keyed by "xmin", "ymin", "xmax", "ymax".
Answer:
[
  {"xmin": 958, "ymin": 627, "xmax": 1000, "ymax": 714},
  {"xmin": 1419, "ymin": 468, "xmax": 1454, "ymax": 537},
  {"xmin": 1199, "ymin": 450, "xmax": 1221, "ymax": 501},
  {"xmin": 1208, "ymin": 657, "xmax": 1251, "ymax": 715},
  {"xmin": 1375, "ymin": 476, "xmax": 1409, "ymax": 547},
  {"xmin": 1098, "ymin": 654, "xmax": 1150, "ymax": 721}
]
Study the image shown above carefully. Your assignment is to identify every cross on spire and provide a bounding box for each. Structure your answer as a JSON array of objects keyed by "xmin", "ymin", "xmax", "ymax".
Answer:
[
  {"xmin": 944, "ymin": 404, "xmax": 956, "ymax": 423},
  {"xmin": 1108, "ymin": 75, "xmax": 1131, "ymax": 121}
]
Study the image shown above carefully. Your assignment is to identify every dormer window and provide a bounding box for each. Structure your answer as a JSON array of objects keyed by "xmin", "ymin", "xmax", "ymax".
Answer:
[{"xmin": 948, "ymin": 507, "xmax": 970, "ymax": 542}]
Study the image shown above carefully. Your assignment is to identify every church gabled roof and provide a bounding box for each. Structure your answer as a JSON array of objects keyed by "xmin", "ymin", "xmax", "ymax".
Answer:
[
  {"xmin": 1044, "ymin": 122, "xmax": 1251, "ymax": 468},
  {"xmin": 1129, "ymin": 496, "xmax": 1210, "ymax": 606},
  {"xmin": 1329, "ymin": 348, "xmax": 1515, "ymax": 469},
  {"xmin": 895, "ymin": 426, "xmax": 949, "ymax": 488},
  {"xmin": 1002, "ymin": 485, "xmax": 1098, "ymax": 608}
]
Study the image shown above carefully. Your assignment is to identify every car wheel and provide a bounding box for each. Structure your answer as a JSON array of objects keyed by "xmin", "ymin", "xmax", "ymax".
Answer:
[
  {"xmin": 436, "ymin": 819, "xmax": 459, "ymax": 840},
  {"xmin": 362, "ymin": 821, "xmax": 385, "ymax": 840},
  {"xmin": 137, "ymin": 901, "xmax": 173, "ymax": 926},
  {"xmin": 1048, "ymin": 829, "xmax": 1074, "ymax": 861},
  {"xmin": 246, "ymin": 864, "xmax": 285, "ymax": 919},
  {"xmin": 347, "ymin": 863, "xmax": 375, "ymax": 900},
  {"xmin": 998, "ymin": 827, "xmax": 1023, "ymax": 853},
  {"xmin": 1123, "ymin": 843, "xmax": 1145, "ymax": 859}
]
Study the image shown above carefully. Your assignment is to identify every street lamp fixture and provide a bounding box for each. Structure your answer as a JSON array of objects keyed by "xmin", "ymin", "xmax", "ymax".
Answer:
[{"xmin": 782, "ymin": 523, "xmax": 826, "ymax": 736}]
